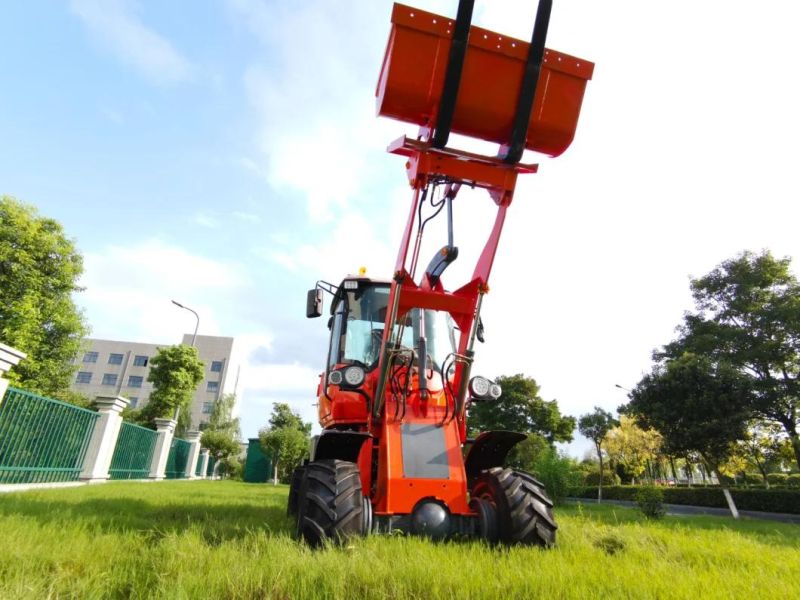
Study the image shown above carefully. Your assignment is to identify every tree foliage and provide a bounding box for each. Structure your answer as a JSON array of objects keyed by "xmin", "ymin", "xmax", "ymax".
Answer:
[
  {"xmin": 604, "ymin": 416, "xmax": 662, "ymax": 483},
  {"xmin": 0, "ymin": 196, "xmax": 89, "ymax": 399},
  {"xmin": 528, "ymin": 447, "xmax": 583, "ymax": 504},
  {"xmin": 732, "ymin": 423, "xmax": 790, "ymax": 487},
  {"xmin": 468, "ymin": 374, "xmax": 575, "ymax": 442},
  {"xmin": 578, "ymin": 406, "xmax": 618, "ymax": 500},
  {"xmin": 201, "ymin": 393, "xmax": 241, "ymax": 469},
  {"xmin": 506, "ymin": 433, "xmax": 550, "ymax": 472},
  {"xmin": 625, "ymin": 353, "xmax": 751, "ymax": 475},
  {"xmin": 136, "ymin": 344, "xmax": 204, "ymax": 434},
  {"xmin": 659, "ymin": 250, "xmax": 800, "ymax": 469},
  {"xmin": 259, "ymin": 403, "xmax": 311, "ymax": 483}
]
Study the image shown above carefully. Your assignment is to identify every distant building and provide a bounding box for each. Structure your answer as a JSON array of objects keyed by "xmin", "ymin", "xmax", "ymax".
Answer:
[{"xmin": 70, "ymin": 334, "xmax": 241, "ymax": 430}]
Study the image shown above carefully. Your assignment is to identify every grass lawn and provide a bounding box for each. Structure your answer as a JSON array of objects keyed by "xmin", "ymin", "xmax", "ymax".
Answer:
[{"xmin": 0, "ymin": 481, "xmax": 798, "ymax": 599}]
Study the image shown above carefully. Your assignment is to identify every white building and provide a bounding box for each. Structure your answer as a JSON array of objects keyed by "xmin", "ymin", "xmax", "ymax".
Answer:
[{"xmin": 70, "ymin": 334, "xmax": 241, "ymax": 430}]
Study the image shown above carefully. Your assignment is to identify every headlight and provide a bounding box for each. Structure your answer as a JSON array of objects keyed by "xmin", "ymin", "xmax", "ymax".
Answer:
[
  {"xmin": 343, "ymin": 365, "xmax": 365, "ymax": 387},
  {"xmin": 328, "ymin": 370, "xmax": 343, "ymax": 385},
  {"xmin": 469, "ymin": 376, "xmax": 491, "ymax": 398}
]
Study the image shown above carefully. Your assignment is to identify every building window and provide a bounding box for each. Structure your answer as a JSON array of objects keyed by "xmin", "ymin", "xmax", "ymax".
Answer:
[
  {"xmin": 202, "ymin": 401, "xmax": 214, "ymax": 414},
  {"xmin": 102, "ymin": 373, "xmax": 118, "ymax": 386},
  {"xmin": 133, "ymin": 355, "xmax": 148, "ymax": 367},
  {"xmin": 108, "ymin": 353, "xmax": 124, "ymax": 365},
  {"xmin": 199, "ymin": 421, "xmax": 209, "ymax": 431},
  {"xmin": 210, "ymin": 360, "xmax": 223, "ymax": 372},
  {"xmin": 75, "ymin": 371, "xmax": 92, "ymax": 384},
  {"xmin": 83, "ymin": 351, "xmax": 98, "ymax": 363},
  {"xmin": 127, "ymin": 375, "xmax": 143, "ymax": 388},
  {"xmin": 206, "ymin": 381, "xmax": 219, "ymax": 392},
  {"xmin": 128, "ymin": 397, "xmax": 138, "ymax": 409}
]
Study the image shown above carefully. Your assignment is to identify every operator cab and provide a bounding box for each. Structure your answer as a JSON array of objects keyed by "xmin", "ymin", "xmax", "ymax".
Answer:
[{"xmin": 310, "ymin": 277, "xmax": 458, "ymax": 375}]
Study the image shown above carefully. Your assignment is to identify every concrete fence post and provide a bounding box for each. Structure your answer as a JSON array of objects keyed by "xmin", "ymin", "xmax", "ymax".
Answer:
[
  {"xmin": 184, "ymin": 431, "xmax": 202, "ymax": 479},
  {"xmin": 0, "ymin": 342, "xmax": 27, "ymax": 402},
  {"xmin": 199, "ymin": 449, "xmax": 210, "ymax": 480},
  {"xmin": 149, "ymin": 418, "xmax": 177, "ymax": 480},
  {"xmin": 79, "ymin": 396, "xmax": 129, "ymax": 482}
]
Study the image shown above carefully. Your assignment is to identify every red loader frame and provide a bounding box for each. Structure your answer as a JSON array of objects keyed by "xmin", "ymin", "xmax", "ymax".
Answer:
[{"xmin": 292, "ymin": 0, "xmax": 593, "ymax": 545}]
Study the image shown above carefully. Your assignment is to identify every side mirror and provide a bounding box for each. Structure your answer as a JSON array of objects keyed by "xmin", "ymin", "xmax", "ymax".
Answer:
[
  {"xmin": 476, "ymin": 317, "xmax": 485, "ymax": 343},
  {"xmin": 306, "ymin": 289, "xmax": 323, "ymax": 318}
]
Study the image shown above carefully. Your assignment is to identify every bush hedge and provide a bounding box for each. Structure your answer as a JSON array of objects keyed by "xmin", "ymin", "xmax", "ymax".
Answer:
[
  {"xmin": 767, "ymin": 473, "xmax": 789, "ymax": 486},
  {"xmin": 788, "ymin": 474, "xmax": 800, "ymax": 488},
  {"xmin": 568, "ymin": 485, "xmax": 800, "ymax": 514},
  {"xmin": 584, "ymin": 471, "xmax": 621, "ymax": 486}
]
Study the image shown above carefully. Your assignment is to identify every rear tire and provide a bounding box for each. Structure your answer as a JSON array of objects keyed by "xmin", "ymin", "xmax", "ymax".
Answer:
[
  {"xmin": 287, "ymin": 465, "xmax": 306, "ymax": 518},
  {"xmin": 296, "ymin": 459, "xmax": 365, "ymax": 546},
  {"xmin": 471, "ymin": 467, "xmax": 557, "ymax": 546}
]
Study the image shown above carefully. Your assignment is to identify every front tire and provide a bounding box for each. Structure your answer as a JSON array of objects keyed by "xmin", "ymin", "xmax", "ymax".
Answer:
[
  {"xmin": 296, "ymin": 459, "xmax": 365, "ymax": 546},
  {"xmin": 471, "ymin": 467, "xmax": 557, "ymax": 546}
]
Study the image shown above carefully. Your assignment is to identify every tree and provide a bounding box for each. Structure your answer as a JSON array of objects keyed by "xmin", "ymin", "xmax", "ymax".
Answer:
[
  {"xmin": 137, "ymin": 344, "xmax": 204, "ymax": 435},
  {"xmin": 201, "ymin": 393, "xmax": 241, "ymax": 475},
  {"xmin": 659, "ymin": 251, "xmax": 800, "ymax": 469},
  {"xmin": 0, "ymin": 196, "xmax": 89, "ymax": 400},
  {"xmin": 625, "ymin": 353, "xmax": 752, "ymax": 516},
  {"xmin": 529, "ymin": 446, "xmax": 583, "ymax": 505},
  {"xmin": 267, "ymin": 402, "xmax": 312, "ymax": 434},
  {"xmin": 604, "ymin": 416, "xmax": 662, "ymax": 484},
  {"xmin": 506, "ymin": 433, "xmax": 550, "ymax": 472},
  {"xmin": 735, "ymin": 423, "xmax": 788, "ymax": 487},
  {"xmin": 206, "ymin": 393, "xmax": 240, "ymax": 435},
  {"xmin": 259, "ymin": 403, "xmax": 311, "ymax": 484},
  {"xmin": 468, "ymin": 374, "xmax": 575, "ymax": 443},
  {"xmin": 578, "ymin": 407, "xmax": 618, "ymax": 501}
]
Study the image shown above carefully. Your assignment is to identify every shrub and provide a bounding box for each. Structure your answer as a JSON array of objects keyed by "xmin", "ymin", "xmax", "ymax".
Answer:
[
  {"xmin": 767, "ymin": 473, "xmax": 789, "ymax": 486},
  {"xmin": 787, "ymin": 474, "xmax": 800, "ymax": 489},
  {"xmin": 635, "ymin": 486, "xmax": 665, "ymax": 519},
  {"xmin": 585, "ymin": 471, "xmax": 621, "ymax": 486},
  {"xmin": 568, "ymin": 485, "xmax": 800, "ymax": 514},
  {"xmin": 531, "ymin": 447, "xmax": 583, "ymax": 504},
  {"xmin": 743, "ymin": 473, "xmax": 764, "ymax": 485}
]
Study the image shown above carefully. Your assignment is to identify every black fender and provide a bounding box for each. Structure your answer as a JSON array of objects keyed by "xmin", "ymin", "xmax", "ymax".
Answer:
[
  {"xmin": 313, "ymin": 430, "xmax": 371, "ymax": 463},
  {"xmin": 464, "ymin": 431, "xmax": 526, "ymax": 487}
]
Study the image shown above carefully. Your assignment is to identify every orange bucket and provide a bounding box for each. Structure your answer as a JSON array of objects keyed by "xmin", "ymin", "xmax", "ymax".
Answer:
[{"xmin": 376, "ymin": 3, "xmax": 594, "ymax": 157}]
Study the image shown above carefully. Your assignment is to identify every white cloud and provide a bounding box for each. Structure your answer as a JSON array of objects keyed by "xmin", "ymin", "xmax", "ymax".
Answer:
[
  {"xmin": 70, "ymin": 0, "xmax": 194, "ymax": 84},
  {"xmin": 232, "ymin": 0, "xmax": 403, "ymax": 222},
  {"xmin": 78, "ymin": 239, "xmax": 249, "ymax": 342},
  {"xmin": 193, "ymin": 212, "xmax": 219, "ymax": 229},
  {"xmin": 232, "ymin": 211, "xmax": 261, "ymax": 224}
]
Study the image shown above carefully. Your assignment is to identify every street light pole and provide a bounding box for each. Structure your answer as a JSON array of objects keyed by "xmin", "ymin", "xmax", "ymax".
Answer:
[
  {"xmin": 614, "ymin": 384, "xmax": 631, "ymax": 393},
  {"xmin": 171, "ymin": 300, "xmax": 199, "ymax": 347},
  {"xmin": 170, "ymin": 300, "xmax": 200, "ymax": 426}
]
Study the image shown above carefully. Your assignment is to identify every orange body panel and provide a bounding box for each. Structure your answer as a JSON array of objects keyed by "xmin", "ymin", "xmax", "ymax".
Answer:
[
  {"xmin": 377, "ymin": 3, "xmax": 594, "ymax": 157},
  {"xmin": 317, "ymin": 372, "xmax": 371, "ymax": 427},
  {"xmin": 373, "ymin": 393, "xmax": 471, "ymax": 516}
]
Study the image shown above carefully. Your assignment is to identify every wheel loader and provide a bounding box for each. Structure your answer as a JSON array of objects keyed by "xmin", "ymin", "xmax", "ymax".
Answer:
[{"xmin": 290, "ymin": 0, "xmax": 593, "ymax": 545}]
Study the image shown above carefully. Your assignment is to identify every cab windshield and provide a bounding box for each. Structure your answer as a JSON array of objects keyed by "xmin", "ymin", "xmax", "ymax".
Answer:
[{"xmin": 328, "ymin": 282, "xmax": 457, "ymax": 371}]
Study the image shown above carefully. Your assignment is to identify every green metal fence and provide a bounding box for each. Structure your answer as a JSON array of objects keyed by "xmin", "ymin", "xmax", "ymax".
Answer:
[
  {"xmin": 0, "ymin": 386, "xmax": 99, "ymax": 484},
  {"xmin": 207, "ymin": 456, "xmax": 217, "ymax": 478},
  {"xmin": 164, "ymin": 437, "xmax": 191, "ymax": 479},
  {"xmin": 108, "ymin": 421, "xmax": 158, "ymax": 480},
  {"xmin": 195, "ymin": 452, "xmax": 204, "ymax": 477}
]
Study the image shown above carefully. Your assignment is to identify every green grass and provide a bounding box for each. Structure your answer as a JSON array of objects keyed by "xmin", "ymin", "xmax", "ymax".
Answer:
[{"xmin": 0, "ymin": 481, "xmax": 798, "ymax": 599}]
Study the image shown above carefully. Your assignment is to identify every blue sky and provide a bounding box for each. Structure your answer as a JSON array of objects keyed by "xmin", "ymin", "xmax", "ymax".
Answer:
[{"xmin": 2, "ymin": 1, "xmax": 800, "ymax": 456}]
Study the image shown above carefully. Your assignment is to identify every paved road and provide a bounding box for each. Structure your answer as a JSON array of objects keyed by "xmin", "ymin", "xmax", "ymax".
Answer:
[{"xmin": 566, "ymin": 498, "xmax": 800, "ymax": 525}]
